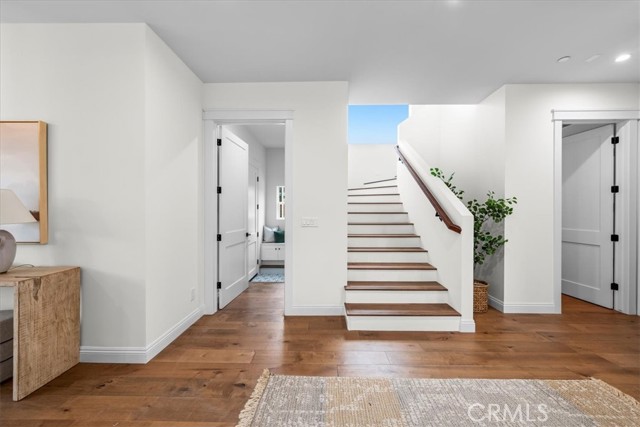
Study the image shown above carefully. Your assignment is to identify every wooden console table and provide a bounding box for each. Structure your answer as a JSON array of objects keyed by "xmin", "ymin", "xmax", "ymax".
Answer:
[{"xmin": 0, "ymin": 266, "xmax": 80, "ymax": 401}]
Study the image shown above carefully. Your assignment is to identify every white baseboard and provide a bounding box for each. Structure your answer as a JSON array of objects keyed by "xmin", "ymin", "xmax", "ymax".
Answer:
[
  {"xmin": 80, "ymin": 306, "xmax": 204, "ymax": 364},
  {"xmin": 489, "ymin": 295, "xmax": 558, "ymax": 314},
  {"xmin": 488, "ymin": 295, "xmax": 504, "ymax": 312},
  {"xmin": 459, "ymin": 319, "xmax": 476, "ymax": 333},
  {"xmin": 284, "ymin": 305, "xmax": 344, "ymax": 316}
]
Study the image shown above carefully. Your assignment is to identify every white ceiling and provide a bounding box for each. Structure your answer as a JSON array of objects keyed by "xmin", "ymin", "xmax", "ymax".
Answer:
[{"xmin": 1, "ymin": 0, "xmax": 638, "ymax": 104}]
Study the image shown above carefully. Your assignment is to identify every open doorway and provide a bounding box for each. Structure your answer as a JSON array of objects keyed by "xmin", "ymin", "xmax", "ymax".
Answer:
[
  {"xmin": 202, "ymin": 110, "xmax": 293, "ymax": 315},
  {"xmin": 553, "ymin": 112, "xmax": 639, "ymax": 315}
]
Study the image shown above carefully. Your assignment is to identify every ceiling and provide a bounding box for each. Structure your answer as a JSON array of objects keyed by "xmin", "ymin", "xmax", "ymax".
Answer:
[{"xmin": 1, "ymin": 0, "xmax": 638, "ymax": 104}]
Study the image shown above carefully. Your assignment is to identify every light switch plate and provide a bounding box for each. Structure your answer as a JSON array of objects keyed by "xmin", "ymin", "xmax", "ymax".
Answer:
[{"xmin": 301, "ymin": 217, "xmax": 319, "ymax": 227}]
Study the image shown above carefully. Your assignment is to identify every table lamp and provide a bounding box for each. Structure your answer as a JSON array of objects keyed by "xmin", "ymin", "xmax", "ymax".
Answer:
[{"xmin": 0, "ymin": 189, "xmax": 37, "ymax": 273}]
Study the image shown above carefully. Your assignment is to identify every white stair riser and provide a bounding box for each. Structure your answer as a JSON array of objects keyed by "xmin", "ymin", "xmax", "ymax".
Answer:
[
  {"xmin": 348, "ymin": 224, "xmax": 414, "ymax": 234},
  {"xmin": 348, "ymin": 213, "xmax": 409, "ymax": 222},
  {"xmin": 348, "ymin": 195, "xmax": 401, "ymax": 203},
  {"xmin": 348, "ymin": 237, "xmax": 421, "ymax": 247},
  {"xmin": 347, "ymin": 269, "xmax": 438, "ymax": 282},
  {"xmin": 345, "ymin": 315, "xmax": 460, "ymax": 332},
  {"xmin": 348, "ymin": 251, "xmax": 429, "ymax": 263},
  {"xmin": 345, "ymin": 290, "xmax": 448, "ymax": 304},
  {"xmin": 348, "ymin": 187, "xmax": 397, "ymax": 195},
  {"xmin": 348, "ymin": 204, "xmax": 404, "ymax": 212}
]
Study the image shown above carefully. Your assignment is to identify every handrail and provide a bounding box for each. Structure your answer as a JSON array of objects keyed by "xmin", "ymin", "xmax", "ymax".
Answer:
[{"xmin": 395, "ymin": 145, "xmax": 462, "ymax": 234}]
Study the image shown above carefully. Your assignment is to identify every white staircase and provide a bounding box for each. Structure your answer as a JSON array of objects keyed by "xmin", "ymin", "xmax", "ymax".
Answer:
[{"xmin": 345, "ymin": 179, "xmax": 461, "ymax": 331}]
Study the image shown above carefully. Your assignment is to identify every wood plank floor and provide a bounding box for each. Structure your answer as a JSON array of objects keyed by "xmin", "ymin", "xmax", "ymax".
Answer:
[{"xmin": 1, "ymin": 283, "xmax": 638, "ymax": 426}]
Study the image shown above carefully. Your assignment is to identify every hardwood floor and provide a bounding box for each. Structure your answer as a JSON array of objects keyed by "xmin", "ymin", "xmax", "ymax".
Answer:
[{"xmin": 1, "ymin": 283, "xmax": 638, "ymax": 426}]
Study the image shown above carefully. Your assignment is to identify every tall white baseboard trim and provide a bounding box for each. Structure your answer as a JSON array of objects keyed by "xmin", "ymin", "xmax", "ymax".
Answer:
[
  {"xmin": 80, "ymin": 306, "xmax": 204, "ymax": 364},
  {"xmin": 488, "ymin": 295, "xmax": 504, "ymax": 312},
  {"xmin": 459, "ymin": 319, "xmax": 476, "ymax": 333},
  {"xmin": 502, "ymin": 303, "xmax": 559, "ymax": 314},
  {"xmin": 285, "ymin": 305, "xmax": 344, "ymax": 316}
]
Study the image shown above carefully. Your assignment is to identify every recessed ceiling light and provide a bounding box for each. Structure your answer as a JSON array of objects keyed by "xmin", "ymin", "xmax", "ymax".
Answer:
[
  {"xmin": 615, "ymin": 53, "xmax": 631, "ymax": 62},
  {"xmin": 586, "ymin": 54, "xmax": 601, "ymax": 63},
  {"xmin": 557, "ymin": 56, "xmax": 571, "ymax": 63}
]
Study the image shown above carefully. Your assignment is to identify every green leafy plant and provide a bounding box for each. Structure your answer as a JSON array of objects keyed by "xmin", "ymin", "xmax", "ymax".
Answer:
[{"xmin": 430, "ymin": 168, "xmax": 517, "ymax": 266}]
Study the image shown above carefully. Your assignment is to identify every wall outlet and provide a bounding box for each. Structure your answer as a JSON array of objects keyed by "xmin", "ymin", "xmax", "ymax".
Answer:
[
  {"xmin": 301, "ymin": 217, "xmax": 319, "ymax": 227},
  {"xmin": 190, "ymin": 288, "xmax": 196, "ymax": 302}
]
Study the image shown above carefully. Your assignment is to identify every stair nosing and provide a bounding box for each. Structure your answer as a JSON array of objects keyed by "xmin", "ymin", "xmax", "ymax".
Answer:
[
  {"xmin": 345, "ymin": 281, "xmax": 447, "ymax": 291},
  {"xmin": 348, "ymin": 262, "xmax": 436, "ymax": 270},
  {"xmin": 344, "ymin": 303, "xmax": 461, "ymax": 317},
  {"xmin": 348, "ymin": 185, "xmax": 398, "ymax": 191},
  {"xmin": 348, "ymin": 234, "xmax": 419, "ymax": 238}
]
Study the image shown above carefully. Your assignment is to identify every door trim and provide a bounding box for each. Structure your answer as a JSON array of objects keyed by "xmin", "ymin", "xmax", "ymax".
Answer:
[
  {"xmin": 203, "ymin": 110, "xmax": 294, "ymax": 315},
  {"xmin": 552, "ymin": 110, "xmax": 639, "ymax": 315}
]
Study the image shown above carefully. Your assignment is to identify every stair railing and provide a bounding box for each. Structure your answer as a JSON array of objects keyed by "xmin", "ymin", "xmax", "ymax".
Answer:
[{"xmin": 394, "ymin": 145, "xmax": 462, "ymax": 234}]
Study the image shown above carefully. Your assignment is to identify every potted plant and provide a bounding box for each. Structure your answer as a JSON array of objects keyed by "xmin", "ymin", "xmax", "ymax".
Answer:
[{"xmin": 430, "ymin": 168, "xmax": 517, "ymax": 312}]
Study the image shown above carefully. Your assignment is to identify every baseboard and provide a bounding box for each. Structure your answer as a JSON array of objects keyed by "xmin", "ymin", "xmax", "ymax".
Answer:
[
  {"xmin": 80, "ymin": 306, "xmax": 204, "ymax": 364},
  {"xmin": 459, "ymin": 319, "xmax": 476, "ymax": 333},
  {"xmin": 502, "ymin": 303, "xmax": 558, "ymax": 314},
  {"xmin": 284, "ymin": 305, "xmax": 344, "ymax": 316},
  {"xmin": 488, "ymin": 295, "xmax": 504, "ymax": 312}
]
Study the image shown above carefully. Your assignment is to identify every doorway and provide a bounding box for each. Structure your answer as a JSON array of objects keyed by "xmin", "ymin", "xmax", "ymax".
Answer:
[
  {"xmin": 202, "ymin": 110, "xmax": 294, "ymax": 315},
  {"xmin": 553, "ymin": 111, "xmax": 639, "ymax": 315}
]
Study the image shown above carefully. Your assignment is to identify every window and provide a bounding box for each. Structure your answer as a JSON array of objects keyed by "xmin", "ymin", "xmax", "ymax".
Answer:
[{"xmin": 276, "ymin": 186, "xmax": 285, "ymax": 220}]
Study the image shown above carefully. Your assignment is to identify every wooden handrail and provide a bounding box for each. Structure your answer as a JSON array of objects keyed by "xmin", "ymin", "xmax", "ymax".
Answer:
[{"xmin": 395, "ymin": 146, "xmax": 462, "ymax": 234}]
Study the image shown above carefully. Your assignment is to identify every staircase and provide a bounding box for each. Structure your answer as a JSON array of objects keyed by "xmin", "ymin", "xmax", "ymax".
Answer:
[{"xmin": 345, "ymin": 179, "xmax": 461, "ymax": 331}]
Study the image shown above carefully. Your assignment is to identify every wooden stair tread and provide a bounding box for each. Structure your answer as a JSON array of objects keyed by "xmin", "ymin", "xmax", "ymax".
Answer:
[
  {"xmin": 345, "ymin": 303, "xmax": 460, "ymax": 317},
  {"xmin": 345, "ymin": 281, "xmax": 446, "ymax": 291},
  {"xmin": 348, "ymin": 234, "xmax": 419, "ymax": 238},
  {"xmin": 348, "ymin": 247, "xmax": 427, "ymax": 252},
  {"xmin": 348, "ymin": 262, "xmax": 436, "ymax": 270},
  {"xmin": 348, "ymin": 185, "xmax": 397, "ymax": 191}
]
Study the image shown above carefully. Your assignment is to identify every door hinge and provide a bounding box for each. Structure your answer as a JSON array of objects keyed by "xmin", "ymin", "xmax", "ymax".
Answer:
[
  {"xmin": 257, "ymin": 176, "xmax": 260, "ymax": 182},
  {"xmin": 217, "ymin": 186, "xmax": 222, "ymax": 194},
  {"xmin": 217, "ymin": 282, "xmax": 222, "ymax": 289},
  {"xmin": 611, "ymin": 185, "xmax": 619, "ymax": 193},
  {"xmin": 256, "ymin": 259, "xmax": 259, "ymax": 265},
  {"xmin": 217, "ymin": 138, "xmax": 222, "ymax": 146},
  {"xmin": 217, "ymin": 234, "xmax": 222, "ymax": 242},
  {"xmin": 257, "ymin": 231, "xmax": 260, "ymax": 238},
  {"xmin": 611, "ymin": 283, "xmax": 619, "ymax": 291},
  {"xmin": 611, "ymin": 234, "xmax": 619, "ymax": 242},
  {"xmin": 257, "ymin": 204, "xmax": 259, "ymax": 210},
  {"xmin": 611, "ymin": 136, "xmax": 619, "ymax": 144}
]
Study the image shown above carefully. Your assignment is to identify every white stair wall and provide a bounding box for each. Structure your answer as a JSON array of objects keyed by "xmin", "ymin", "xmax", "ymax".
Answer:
[{"xmin": 345, "ymin": 315, "xmax": 461, "ymax": 332}]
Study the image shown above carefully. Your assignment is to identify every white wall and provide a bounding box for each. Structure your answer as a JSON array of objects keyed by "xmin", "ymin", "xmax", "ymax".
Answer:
[
  {"xmin": 265, "ymin": 148, "xmax": 285, "ymax": 230},
  {"xmin": 204, "ymin": 82, "xmax": 349, "ymax": 313},
  {"xmin": 1, "ymin": 23, "xmax": 148, "ymax": 348},
  {"xmin": 143, "ymin": 27, "xmax": 204, "ymax": 349},
  {"xmin": 347, "ymin": 144, "xmax": 397, "ymax": 187},
  {"xmin": 503, "ymin": 84, "xmax": 640, "ymax": 312},
  {"xmin": 1, "ymin": 23, "xmax": 205, "ymax": 361}
]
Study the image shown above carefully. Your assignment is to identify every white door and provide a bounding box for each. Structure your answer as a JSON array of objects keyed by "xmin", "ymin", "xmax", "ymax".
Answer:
[
  {"xmin": 247, "ymin": 164, "xmax": 259, "ymax": 279},
  {"xmin": 562, "ymin": 125, "xmax": 614, "ymax": 308},
  {"xmin": 218, "ymin": 127, "xmax": 249, "ymax": 308}
]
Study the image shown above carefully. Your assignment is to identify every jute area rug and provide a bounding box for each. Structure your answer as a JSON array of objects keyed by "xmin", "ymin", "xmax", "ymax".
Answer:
[{"xmin": 237, "ymin": 370, "xmax": 639, "ymax": 426}]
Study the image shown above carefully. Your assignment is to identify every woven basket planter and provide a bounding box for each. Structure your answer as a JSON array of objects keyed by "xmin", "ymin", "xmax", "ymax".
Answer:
[{"xmin": 473, "ymin": 280, "xmax": 489, "ymax": 313}]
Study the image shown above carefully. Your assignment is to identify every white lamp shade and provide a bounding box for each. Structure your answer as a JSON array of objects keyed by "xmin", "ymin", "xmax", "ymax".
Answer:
[{"xmin": 0, "ymin": 189, "xmax": 37, "ymax": 225}]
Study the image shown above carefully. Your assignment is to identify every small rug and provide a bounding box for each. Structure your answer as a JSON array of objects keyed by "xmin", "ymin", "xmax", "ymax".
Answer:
[
  {"xmin": 250, "ymin": 273, "xmax": 284, "ymax": 283},
  {"xmin": 237, "ymin": 370, "xmax": 640, "ymax": 426}
]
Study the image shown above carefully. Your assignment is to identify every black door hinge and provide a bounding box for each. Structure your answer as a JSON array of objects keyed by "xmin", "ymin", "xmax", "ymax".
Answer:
[
  {"xmin": 257, "ymin": 204, "xmax": 259, "ymax": 210},
  {"xmin": 217, "ymin": 234, "xmax": 222, "ymax": 241},
  {"xmin": 257, "ymin": 176, "xmax": 260, "ymax": 182},
  {"xmin": 217, "ymin": 186, "xmax": 222, "ymax": 194},
  {"xmin": 217, "ymin": 282, "xmax": 222, "ymax": 289},
  {"xmin": 217, "ymin": 138, "xmax": 222, "ymax": 146},
  {"xmin": 611, "ymin": 234, "xmax": 619, "ymax": 242},
  {"xmin": 611, "ymin": 185, "xmax": 619, "ymax": 193},
  {"xmin": 611, "ymin": 283, "xmax": 619, "ymax": 291},
  {"xmin": 611, "ymin": 136, "xmax": 619, "ymax": 144},
  {"xmin": 257, "ymin": 231, "xmax": 260, "ymax": 238},
  {"xmin": 256, "ymin": 259, "xmax": 259, "ymax": 265}
]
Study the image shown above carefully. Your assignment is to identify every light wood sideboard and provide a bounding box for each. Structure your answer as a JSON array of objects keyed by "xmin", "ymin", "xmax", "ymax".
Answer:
[{"xmin": 0, "ymin": 266, "xmax": 80, "ymax": 401}]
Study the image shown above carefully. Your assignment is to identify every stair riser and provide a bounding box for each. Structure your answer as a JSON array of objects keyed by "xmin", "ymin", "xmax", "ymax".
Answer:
[
  {"xmin": 348, "ymin": 204, "xmax": 404, "ymax": 212},
  {"xmin": 348, "ymin": 251, "xmax": 430, "ymax": 263},
  {"xmin": 348, "ymin": 224, "xmax": 414, "ymax": 234},
  {"xmin": 348, "ymin": 237, "xmax": 421, "ymax": 247},
  {"xmin": 345, "ymin": 290, "xmax": 448, "ymax": 304},
  {"xmin": 348, "ymin": 187, "xmax": 397, "ymax": 195},
  {"xmin": 348, "ymin": 213, "xmax": 409, "ymax": 222},
  {"xmin": 345, "ymin": 315, "xmax": 460, "ymax": 332},
  {"xmin": 348, "ymin": 195, "xmax": 401, "ymax": 203},
  {"xmin": 347, "ymin": 269, "xmax": 438, "ymax": 282}
]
